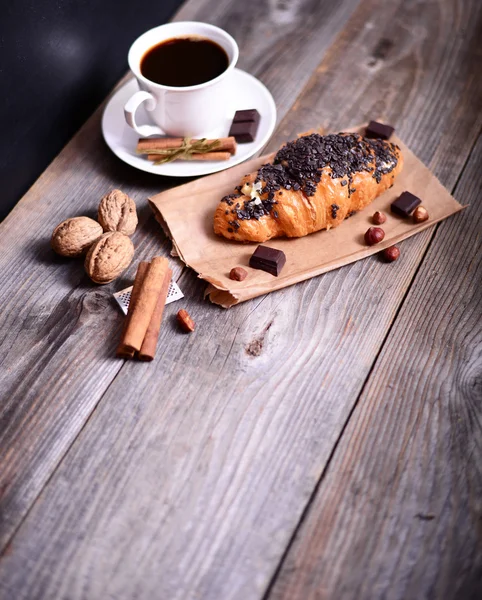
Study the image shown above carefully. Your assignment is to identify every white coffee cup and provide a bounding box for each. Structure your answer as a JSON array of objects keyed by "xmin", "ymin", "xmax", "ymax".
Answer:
[{"xmin": 124, "ymin": 22, "xmax": 239, "ymax": 137}]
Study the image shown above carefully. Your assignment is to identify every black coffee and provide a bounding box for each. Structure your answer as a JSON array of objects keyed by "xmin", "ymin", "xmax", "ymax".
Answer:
[{"xmin": 140, "ymin": 36, "xmax": 229, "ymax": 87}]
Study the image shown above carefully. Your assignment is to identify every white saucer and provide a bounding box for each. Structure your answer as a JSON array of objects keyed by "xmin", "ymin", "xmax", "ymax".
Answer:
[{"xmin": 101, "ymin": 70, "xmax": 277, "ymax": 177}]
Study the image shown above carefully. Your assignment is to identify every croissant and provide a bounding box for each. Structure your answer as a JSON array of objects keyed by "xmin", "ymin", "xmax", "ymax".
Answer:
[{"xmin": 213, "ymin": 132, "xmax": 403, "ymax": 242}]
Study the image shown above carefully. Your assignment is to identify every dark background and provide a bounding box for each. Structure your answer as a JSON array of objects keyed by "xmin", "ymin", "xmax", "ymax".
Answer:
[{"xmin": 0, "ymin": 0, "xmax": 184, "ymax": 221}]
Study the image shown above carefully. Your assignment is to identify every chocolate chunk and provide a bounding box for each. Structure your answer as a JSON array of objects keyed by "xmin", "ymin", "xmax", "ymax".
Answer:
[
  {"xmin": 229, "ymin": 109, "xmax": 261, "ymax": 143},
  {"xmin": 366, "ymin": 120, "xmax": 394, "ymax": 140},
  {"xmin": 391, "ymin": 191, "xmax": 421, "ymax": 217},
  {"xmin": 232, "ymin": 109, "xmax": 260, "ymax": 124},
  {"xmin": 229, "ymin": 120, "xmax": 259, "ymax": 143},
  {"xmin": 249, "ymin": 245, "xmax": 286, "ymax": 277}
]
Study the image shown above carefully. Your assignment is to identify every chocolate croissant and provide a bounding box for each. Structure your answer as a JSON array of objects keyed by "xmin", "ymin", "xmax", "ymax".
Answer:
[{"xmin": 213, "ymin": 132, "xmax": 403, "ymax": 242}]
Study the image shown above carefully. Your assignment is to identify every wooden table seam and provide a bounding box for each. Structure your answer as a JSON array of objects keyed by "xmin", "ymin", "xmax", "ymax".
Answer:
[{"xmin": 260, "ymin": 125, "xmax": 482, "ymax": 597}]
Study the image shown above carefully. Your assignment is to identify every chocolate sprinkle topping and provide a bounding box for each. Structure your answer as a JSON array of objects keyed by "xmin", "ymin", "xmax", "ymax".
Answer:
[
  {"xmin": 222, "ymin": 133, "xmax": 399, "ymax": 222},
  {"xmin": 221, "ymin": 192, "xmax": 241, "ymax": 207}
]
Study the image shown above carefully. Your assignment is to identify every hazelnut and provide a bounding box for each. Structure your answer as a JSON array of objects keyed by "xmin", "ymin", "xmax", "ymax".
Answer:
[
  {"xmin": 413, "ymin": 206, "xmax": 429, "ymax": 223},
  {"xmin": 229, "ymin": 267, "xmax": 248, "ymax": 281},
  {"xmin": 372, "ymin": 211, "xmax": 387, "ymax": 225},
  {"xmin": 382, "ymin": 245, "xmax": 400, "ymax": 262},
  {"xmin": 364, "ymin": 227, "xmax": 385, "ymax": 246},
  {"xmin": 177, "ymin": 309, "xmax": 195, "ymax": 333},
  {"xmin": 98, "ymin": 189, "xmax": 138, "ymax": 235},
  {"xmin": 51, "ymin": 216, "xmax": 103, "ymax": 257}
]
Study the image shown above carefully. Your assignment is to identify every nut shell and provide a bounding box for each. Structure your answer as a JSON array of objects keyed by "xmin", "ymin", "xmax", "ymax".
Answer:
[
  {"xmin": 413, "ymin": 206, "xmax": 429, "ymax": 223},
  {"xmin": 84, "ymin": 232, "xmax": 135, "ymax": 284},
  {"xmin": 364, "ymin": 226, "xmax": 385, "ymax": 246},
  {"xmin": 51, "ymin": 217, "xmax": 103, "ymax": 257},
  {"xmin": 229, "ymin": 267, "xmax": 248, "ymax": 281},
  {"xmin": 177, "ymin": 309, "xmax": 195, "ymax": 333},
  {"xmin": 98, "ymin": 189, "xmax": 138, "ymax": 235},
  {"xmin": 382, "ymin": 245, "xmax": 400, "ymax": 262},
  {"xmin": 372, "ymin": 211, "xmax": 387, "ymax": 225}
]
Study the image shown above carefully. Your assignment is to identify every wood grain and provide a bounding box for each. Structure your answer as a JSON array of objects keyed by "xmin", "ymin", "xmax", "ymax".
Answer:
[
  {"xmin": 268, "ymin": 132, "xmax": 482, "ymax": 600},
  {"xmin": 174, "ymin": 0, "xmax": 362, "ymax": 119},
  {"xmin": 0, "ymin": 0, "xmax": 360, "ymax": 552},
  {"xmin": 0, "ymin": 1, "xmax": 480, "ymax": 599}
]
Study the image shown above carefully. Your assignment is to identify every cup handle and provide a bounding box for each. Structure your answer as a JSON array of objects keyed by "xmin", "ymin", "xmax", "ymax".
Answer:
[{"xmin": 124, "ymin": 90, "xmax": 164, "ymax": 137}]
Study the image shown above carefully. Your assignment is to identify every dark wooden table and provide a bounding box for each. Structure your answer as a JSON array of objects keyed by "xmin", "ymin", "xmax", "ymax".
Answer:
[{"xmin": 1, "ymin": 0, "xmax": 481, "ymax": 598}]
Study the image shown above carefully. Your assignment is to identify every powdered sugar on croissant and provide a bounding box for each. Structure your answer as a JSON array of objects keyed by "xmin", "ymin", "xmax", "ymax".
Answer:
[{"xmin": 213, "ymin": 132, "xmax": 403, "ymax": 242}]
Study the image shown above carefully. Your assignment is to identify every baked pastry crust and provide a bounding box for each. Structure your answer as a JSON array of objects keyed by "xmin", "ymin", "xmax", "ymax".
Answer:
[{"xmin": 214, "ymin": 132, "xmax": 403, "ymax": 242}]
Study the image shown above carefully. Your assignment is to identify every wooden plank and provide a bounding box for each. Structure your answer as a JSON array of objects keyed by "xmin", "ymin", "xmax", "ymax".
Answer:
[
  {"xmin": 173, "ymin": 0, "xmax": 362, "ymax": 119},
  {"xmin": 0, "ymin": 0, "xmax": 360, "ymax": 551},
  {"xmin": 1, "ymin": 1, "xmax": 481, "ymax": 599},
  {"xmin": 267, "ymin": 132, "xmax": 482, "ymax": 600}
]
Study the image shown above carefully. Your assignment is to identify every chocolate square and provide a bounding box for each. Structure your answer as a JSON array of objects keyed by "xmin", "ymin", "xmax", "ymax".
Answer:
[
  {"xmin": 233, "ymin": 109, "xmax": 260, "ymax": 124},
  {"xmin": 229, "ymin": 120, "xmax": 259, "ymax": 143},
  {"xmin": 249, "ymin": 245, "xmax": 286, "ymax": 276},
  {"xmin": 391, "ymin": 191, "xmax": 422, "ymax": 217},
  {"xmin": 366, "ymin": 120, "xmax": 394, "ymax": 140}
]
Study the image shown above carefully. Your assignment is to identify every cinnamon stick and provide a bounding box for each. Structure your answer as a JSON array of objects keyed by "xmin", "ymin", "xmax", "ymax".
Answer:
[
  {"xmin": 138, "ymin": 268, "xmax": 172, "ymax": 361},
  {"xmin": 122, "ymin": 257, "xmax": 169, "ymax": 352},
  {"xmin": 116, "ymin": 261, "xmax": 149, "ymax": 359},
  {"xmin": 138, "ymin": 136, "xmax": 237, "ymax": 154},
  {"xmin": 146, "ymin": 151, "xmax": 231, "ymax": 162}
]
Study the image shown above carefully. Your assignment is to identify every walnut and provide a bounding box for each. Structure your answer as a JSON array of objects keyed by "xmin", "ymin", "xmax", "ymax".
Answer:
[
  {"xmin": 84, "ymin": 232, "xmax": 135, "ymax": 284},
  {"xmin": 51, "ymin": 217, "xmax": 103, "ymax": 257},
  {"xmin": 98, "ymin": 189, "xmax": 138, "ymax": 235}
]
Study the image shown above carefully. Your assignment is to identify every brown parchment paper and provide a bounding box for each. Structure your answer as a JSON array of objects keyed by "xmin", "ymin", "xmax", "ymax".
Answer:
[{"xmin": 149, "ymin": 133, "xmax": 464, "ymax": 308}]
